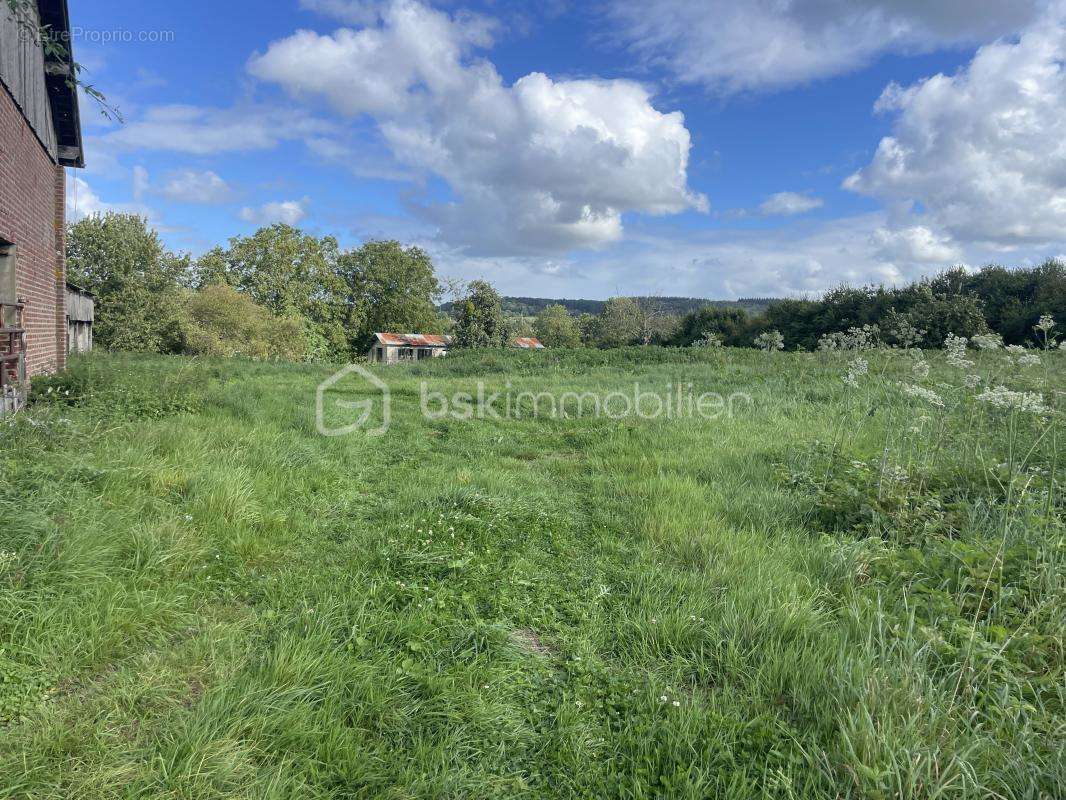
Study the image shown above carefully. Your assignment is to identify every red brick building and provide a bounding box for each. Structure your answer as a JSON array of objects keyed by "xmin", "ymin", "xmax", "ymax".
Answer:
[{"xmin": 1, "ymin": 0, "xmax": 83, "ymax": 404}]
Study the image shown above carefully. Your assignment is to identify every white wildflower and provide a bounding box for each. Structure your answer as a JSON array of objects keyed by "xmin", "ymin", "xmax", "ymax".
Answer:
[
  {"xmin": 1017, "ymin": 353, "xmax": 1041, "ymax": 367},
  {"xmin": 882, "ymin": 466, "xmax": 909, "ymax": 484},
  {"xmin": 692, "ymin": 331, "xmax": 723, "ymax": 348},
  {"xmin": 754, "ymin": 330, "xmax": 785, "ymax": 352},
  {"xmin": 819, "ymin": 325, "xmax": 880, "ymax": 352},
  {"xmin": 1035, "ymin": 314, "xmax": 1056, "ymax": 333},
  {"xmin": 963, "ymin": 374, "xmax": 982, "ymax": 389},
  {"xmin": 843, "ymin": 358, "xmax": 869, "ymax": 388},
  {"xmin": 976, "ymin": 386, "xmax": 1050, "ymax": 415},
  {"xmin": 1005, "ymin": 345, "xmax": 1026, "ymax": 356},
  {"xmin": 971, "ymin": 333, "xmax": 1003, "ymax": 351},
  {"xmin": 912, "ymin": 359, "xmax": 930, "ymax": 380},
  {"xmin": 944, "ymin": 333, "xmax": 974, "ymax": 369},
  {"xmin": 901, "ymin": 383, "xmax": 945, "ymax": 408}
]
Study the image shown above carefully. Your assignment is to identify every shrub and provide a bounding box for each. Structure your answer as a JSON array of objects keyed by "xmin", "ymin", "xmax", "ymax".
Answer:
[{"xmin": 180, "ymin": 285, "xmax": 309, "ymax": 361}]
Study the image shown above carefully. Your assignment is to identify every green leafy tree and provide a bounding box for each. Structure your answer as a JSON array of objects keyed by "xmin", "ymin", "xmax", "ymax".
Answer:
[
  {"xmin": 902, "ymin": 286, "xmax": 988, "ymax": 346},
  {"xmin": 193, "ymin": 225, "xmax": 348, "ymax": 358},
  {"xmin": 672, "ymin": 306, "xmax": 753, "ymax": 348},
  {"xmin": 454, "ymin": 280, "xmax": 505, "ymax": 348},
  {"xmin": 66, "ymin": 213, "xmax": 186, "ymax": 353},
  {"xmin": 577, "ymin": 313, "xmax": 601, "ymax": 346},
  {"xmin": 337, "ymin": 241, "xmax": 443, "ymax": 353},
  {"xmin": 596, "ymin": 297, "xmax": 642, "ymax": 347},
  {"xmin": 180, "ymin": 284, "xmax": 309, "ymax": 361},
  {"xmin": 533, "ymin": 304, "xmax": 581, "ymax": 348}
]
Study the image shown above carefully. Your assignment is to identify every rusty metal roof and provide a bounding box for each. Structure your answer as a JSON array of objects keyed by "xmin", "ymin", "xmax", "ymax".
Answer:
[
  {"xmin": 513, "ymin": 337, "xmax": 546, "ymax": 349},
  {"xmin": 374, "ymin": 332, "xmax": 452, "ymax": 347}
]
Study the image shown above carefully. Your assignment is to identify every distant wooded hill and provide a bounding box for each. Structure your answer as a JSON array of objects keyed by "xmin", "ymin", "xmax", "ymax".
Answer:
[{"xmin": 441, "ymin": 296, "xmax": 776, "ymax": 317}]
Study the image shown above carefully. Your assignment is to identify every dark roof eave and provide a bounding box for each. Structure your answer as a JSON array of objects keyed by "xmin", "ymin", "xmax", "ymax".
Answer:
[{"xmin": 37, "ymin": 0, "xmax": 83, "ymax": 168}]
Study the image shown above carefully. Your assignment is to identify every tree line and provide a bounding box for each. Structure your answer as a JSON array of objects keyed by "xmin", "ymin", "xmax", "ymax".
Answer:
[{"xmin": 67, "ymin": 213, "xmax": 1064, "ymax": 360}]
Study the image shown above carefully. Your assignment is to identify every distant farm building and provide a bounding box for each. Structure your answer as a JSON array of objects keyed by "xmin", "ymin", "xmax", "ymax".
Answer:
[
  {"xmin": 368, "ymin": 333, "xmax": 452, "ymax": 364},
  {"xmin": 65, "ymin": 282, "xmax": 93, "ymax": 354},
  {"xmin": 1, "ymin": 0, "xmax": 84, "ymax": 412},
  {"xmin": 368, "ymin": 333, "xmax": 547, "ymax": 364}
]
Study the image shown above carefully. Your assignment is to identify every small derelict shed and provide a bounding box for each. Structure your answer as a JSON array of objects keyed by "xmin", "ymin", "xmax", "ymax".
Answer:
[
  {"xmin": 367, "ymin": 332, "xmax": 451, "ymax": 364},
  {"xmin": 65, "ymin": 282, "xmax": 93, "ymax": 353}
]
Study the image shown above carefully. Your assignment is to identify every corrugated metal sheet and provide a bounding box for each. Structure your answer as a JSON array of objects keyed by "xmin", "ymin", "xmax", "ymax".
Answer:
[
  {"xmin": 374, "ymin": 332, "xmax": 451, "ymax": 347},
  {"xmin": 513, "ymin": 337, "xmax": 546, "ymax": 349},
  {"xmin": 0, "ymin": 2, "xmax": 58, "ymax": 160}
]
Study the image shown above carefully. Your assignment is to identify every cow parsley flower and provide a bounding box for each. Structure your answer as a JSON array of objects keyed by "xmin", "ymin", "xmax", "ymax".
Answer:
[
  {"xmin": 912, "ymin": 359, "xmax": 930, "ymax": 380},
  {"xmin": 944, "ymin": 333, "xmax": 974, "ymax": 369},
  {"xmin": 1017, "ymin": 353, "xmax": 1041, "ymax": 367},
  {"xmin": 901, "ymin": 383, "xmax": 945, "ymax": 408},
  {"xmin": 1035, "ymin": 314, "xmax": 1056, "ymax": 333},
  {"xmin": 754, "ymin": 330, "xmax": 785, "ymax": 352},
  {"xmin": 971, "ymin": 333, "xmax": 1003, "ymax": 351},
  {"xmin": 843, "ymin": 358, "xmax": 869, "ymax": 388},
  {"xmin": 976, "ymin": 386, "xmax": 1050, "ymax": 415},
  {"xmin": 963, "ymin": 374, "xmax": 982, "ymax": 389}
]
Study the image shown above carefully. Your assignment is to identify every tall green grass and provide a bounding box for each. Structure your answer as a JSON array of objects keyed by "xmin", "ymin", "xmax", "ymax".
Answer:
[{"xmin": 0, "ymin": 346, "xmax": 1061, "ymax": 799}]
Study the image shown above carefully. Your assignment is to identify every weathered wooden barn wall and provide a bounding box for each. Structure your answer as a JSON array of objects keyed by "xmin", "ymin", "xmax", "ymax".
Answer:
[
  {"xmin": 65, "ymin": 283, "xmax": 93, "ymax": 353},
  {"xmin": 0, "ymin": 3, "xmax": 58, "ymax": 160}
]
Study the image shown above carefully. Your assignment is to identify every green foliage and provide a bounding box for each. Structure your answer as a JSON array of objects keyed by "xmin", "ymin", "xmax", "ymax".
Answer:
[
  {"xmin": 672, "ymin": 305, "xmax": 754, "ymax": 347},
  {"xmin": 533, "ymin": 304, "xmax": 582, "ymax": 348},
  {"xmin": 938, "ymin": 260, "xmax": 1066, "ymax": 346},
  {"xmin": 596, "ymin": 296, "xmax": 642, "ymax": 347},
  {"xmin": 66, "ymin": 214, "xmax": 187, "ymax": 354},
  {"xmin": 338, "ymin": 240, "xmax": 443, "ymax": 352},
  {"xmin": 453, "ymin": 280, "xmax": 505, "ymax": 347},
  {"xmin": 753, "ymin": 262, "xmax": 1064, "ymax": 350},
  {"xmin": 180, "ymin": 285, "xmax": 310, "ymax": 362},
  {"xmin": 28, "ymin": 354, "xmax": 214, "ymax": 419},
  {"xmin": 577, "ymin": 312, "xmax": 601, "ymax": 346},
  {"xmin": 193, "ymin": 225, "xmax": 349, "ymax": 359}
]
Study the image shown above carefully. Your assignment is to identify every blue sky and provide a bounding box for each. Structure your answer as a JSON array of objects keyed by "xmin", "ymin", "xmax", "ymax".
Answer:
[{"xmin": 68, "ymin": 0, "xmax": 1066, "ymax": 299}]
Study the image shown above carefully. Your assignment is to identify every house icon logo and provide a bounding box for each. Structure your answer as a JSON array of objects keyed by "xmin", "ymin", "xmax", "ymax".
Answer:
[{"xmin": 316, "ymin": 364, "xmax": 391, "ymax": 437}]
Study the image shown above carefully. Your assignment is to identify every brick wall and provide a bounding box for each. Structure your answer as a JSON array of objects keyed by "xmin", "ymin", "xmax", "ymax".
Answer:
[{"xmin": 0, "ymin": 84, "xmax": 66, "ymax": 377}]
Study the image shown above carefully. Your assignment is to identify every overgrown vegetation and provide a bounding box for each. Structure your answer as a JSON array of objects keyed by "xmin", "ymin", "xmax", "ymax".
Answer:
[
  {"xmin": 1, "ymin": 334, "xmax": 1061, "ymax": 797},
  {"xmin": 67, "ymin": 213, "xmax": 1063, "ymax": 360}
]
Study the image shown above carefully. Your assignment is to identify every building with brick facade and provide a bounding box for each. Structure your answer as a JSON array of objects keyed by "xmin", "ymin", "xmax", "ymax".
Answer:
[{"xmin": 1, "ymin": 0, "xmax": 83, "ymax": 410}]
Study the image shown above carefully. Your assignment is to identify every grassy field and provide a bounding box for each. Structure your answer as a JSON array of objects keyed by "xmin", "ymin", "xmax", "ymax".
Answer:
[{"xmin": 1, "ymin": 346, "xmax": 1062, "ymax": 799}]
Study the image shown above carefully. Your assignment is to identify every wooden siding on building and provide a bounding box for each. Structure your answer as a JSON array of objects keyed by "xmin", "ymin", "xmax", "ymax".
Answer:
[{"xmin": 0, "ymin": 2, "xmax": 58, "ymax": 161}]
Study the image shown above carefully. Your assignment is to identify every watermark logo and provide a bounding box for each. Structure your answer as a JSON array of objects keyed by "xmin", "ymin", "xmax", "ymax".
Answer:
[
  {"xmin": 315, "ymin": 367, "xmax": 753, "ymax": 437},
  {"xmin": 316, "ymin": 364, "xmax": 390, "ymax": 437},
  {"xmin": 420, "ymin": 382, "xmax": 752, "ymax": 422}
]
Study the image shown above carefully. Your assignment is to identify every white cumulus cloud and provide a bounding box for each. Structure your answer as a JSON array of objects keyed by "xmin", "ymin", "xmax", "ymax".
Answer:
[
  {"xmin": 606, "ymin": 0, "xmax": 1046, "ymax": 93},
  {"xmin": 846, "ymin": 5, "xmax": 1066, "ymax": 247},
  {"xmin": 239, "ymin": 200, "xmax": 309, "ymax": 226},
  {"xmin": 248, "ymin": 0, "xmax": 705, "ymax": 256}
]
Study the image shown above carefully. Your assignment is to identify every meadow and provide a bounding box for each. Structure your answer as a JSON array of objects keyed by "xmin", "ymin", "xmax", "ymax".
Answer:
[{"xmin": 0, "ymin": 344, "xmax": 1062, "ymax": 799}]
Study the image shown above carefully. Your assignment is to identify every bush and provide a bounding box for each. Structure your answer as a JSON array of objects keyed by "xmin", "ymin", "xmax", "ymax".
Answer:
[{"xmin": 180, "ymin": 285, "xmax": 310, "ymax": 361}]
